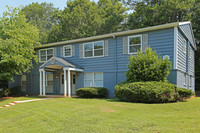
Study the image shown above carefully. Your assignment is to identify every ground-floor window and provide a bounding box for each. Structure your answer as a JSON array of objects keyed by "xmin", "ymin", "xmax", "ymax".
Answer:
[
  {"xmin": 21, "ymin": 75, "xmax": 26, "ymax": 92},
  {"xmin": 84, "ymin": 72, "xmax": 103, "ymax": 87},
  {"xmin": 183, "ymin": 73, "xmax": 186, "ymax": 86},
  {"xmin": 189, "ymin": 75, "xmax": 192, "ymax": 87}
]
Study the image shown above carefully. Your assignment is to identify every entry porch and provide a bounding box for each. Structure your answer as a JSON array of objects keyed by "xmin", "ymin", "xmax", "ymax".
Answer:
[{"xmin": 39, "ymin": 57, "xmax": 83, "ymax": 97}]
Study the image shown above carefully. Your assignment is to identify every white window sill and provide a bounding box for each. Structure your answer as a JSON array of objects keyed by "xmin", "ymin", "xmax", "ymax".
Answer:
[{"xmin": 83, "ymin": 55, "xmax": 104, "ymax": 59}]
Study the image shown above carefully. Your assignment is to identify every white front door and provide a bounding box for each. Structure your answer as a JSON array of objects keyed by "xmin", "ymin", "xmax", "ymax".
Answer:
[
  {"xmin": 60, "ymin": 72, "xmax": 76, "ymax": 95},
  {"xmin": 60, "ymin": 73, "xmax": 67, "ymax": 94},
  {"xmin": 71, "ymin": 74, "xmax": 76, "ymax": 95}
]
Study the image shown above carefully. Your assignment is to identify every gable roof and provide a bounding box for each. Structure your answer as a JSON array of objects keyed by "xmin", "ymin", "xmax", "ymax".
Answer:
[
  {"xmin": 35, "ymin": 21, "xmax": 195, "ymax": 50},
  {"xmin": 40, "ymin": 57, "xmax": 82, "ymax": 69},
  {"xmin": 178, "ymin": 21, "xmax": 196, "ymax": 49}
]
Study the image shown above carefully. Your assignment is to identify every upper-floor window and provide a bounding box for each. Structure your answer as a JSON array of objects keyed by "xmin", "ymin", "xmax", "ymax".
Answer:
[
  {"xmin": 83, "ymin": 41, "xmax": 104, "ymax": 58},
  {"xmin": 39, "ymin": 48, "xmax": 54, "ymax": 62},
  {"xmin": 84, "ymin": 72, "xmax": 103, "ymax": 87},
  {"xmin": 63, "ymin": 45, "xmax": 72, "ymax": 57},
  {"xmin": 183, "ymin": 39, "xmax": 186, "ymax": 54},
  {"xmin": 128, "ymin": 35, "xmax": 142, "ymax": 54}
]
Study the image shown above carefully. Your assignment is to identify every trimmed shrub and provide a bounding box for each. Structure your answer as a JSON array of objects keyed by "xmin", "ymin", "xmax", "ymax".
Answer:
[
  {"xmin": 76, "ymin": 87, "xmax": 107, "ymax": 98},
  {"xmin": 126, "ymin": 47, "xmax": 172, "ymax": 82},
  {"xmin": 177, "ymin": 87, "xmax": 194, "ymax": 101},
  {"xmin": 115, "ymin": 81, "xmax": 179, "ymax": 103}
]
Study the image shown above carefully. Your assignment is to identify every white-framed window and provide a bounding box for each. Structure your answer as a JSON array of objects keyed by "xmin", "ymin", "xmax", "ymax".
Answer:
[
  {"xmin": 189, "ymin": 75, "xmax": 192, "ymax": 87},
  {"xmin": 63, "ymin": 45, "xmax": 72, "ymax": 57},
  {"xmin": 128, "ymin": 35, "xmax": 142, "ymax": 54},
  {"xmin": 189, "ymin": 48, "xmax": 192, "ymax": 59},
  {"xmin": 182, "ymin": 39, "xmax": 186, "ymax": 54},
  {"xmin": 84, "ymin": 72, "xmax": 103, "ymax": 87},
  {"xmin": 21, "ymin": 75, "xmax": 26, "ymax": 92},
  {"xmin": 183, "ymin": 73, "xmax": 186, "ymax": 86},
  {"xmin": 39, "ymin": 48, "xmax": 54, "ymax": 62},
  {"xmin": 83, "ymin": 41, "xmax": 104, "ymax": 58}
]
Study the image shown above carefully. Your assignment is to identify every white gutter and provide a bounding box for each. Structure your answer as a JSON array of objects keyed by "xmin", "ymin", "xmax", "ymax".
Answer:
[{"xmin": 35, "ymin": 22, "xmax": 179, "ymax": 49}]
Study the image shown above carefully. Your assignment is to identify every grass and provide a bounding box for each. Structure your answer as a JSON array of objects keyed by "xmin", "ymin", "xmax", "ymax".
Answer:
[{"xmin": 0, "ymin": 97, "xmax": 200, "ymax": 133}]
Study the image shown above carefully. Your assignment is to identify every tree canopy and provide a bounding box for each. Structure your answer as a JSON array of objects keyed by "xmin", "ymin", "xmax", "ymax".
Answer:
[
  {"xmin": 48, "ymin": 0, "xmax": 127, "ymax": 43},
  {"xmin": 0, "ymin": 7, "xmax": 40, "ymax": 81},
  {"xmin": 22, "ymin": 2, "xmax": 59, "ymax": 44}
]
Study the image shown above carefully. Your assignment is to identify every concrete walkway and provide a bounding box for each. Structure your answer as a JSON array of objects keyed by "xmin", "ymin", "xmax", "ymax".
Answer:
[{"xmin": 0, "ymin": 98, "xmax": 51, "ymax": 108}]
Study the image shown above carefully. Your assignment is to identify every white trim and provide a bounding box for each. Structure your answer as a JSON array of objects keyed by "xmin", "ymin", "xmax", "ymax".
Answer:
[
  {"xmin": 128, "ymin": 35, "xmax": 142, "ymax": 54},
  {"xmin": 84, "ymin": 72, "xmax": 104, "ymax": 87},
  {"xmin": 174, "ymin": 27, "xmax": 178, "ymax": 69},
  {"xmin": 39, "ymin": 48, "xmax": 54, "ymax": 63},
  {"xmin": 63, "ymin": 67, "xmax": 83, "ymax": 72},
  {"xmin": 68, "ymin": 70, "xmax": 71, "ymax": 97},
  {"xmin": 64, "ymin": 69, "xmax": 67, "ymax": 97},
  {"xmin": 179, "ymin": 21, "xmax": 190, "ymax": 25},
  {"xmin": 43, "ymin": 70, "xmax": 46, "ymax": 95},
  {"xmin": 36, "ymin": 22, "xmax": 180, "ymax": 49},
  {"xmin": 63, "ymin": 45, "xmax": 72, "ymax": 57},
  {"xmin": 83, "ymin": 41, "xmax": 104, "ymax": 58}
]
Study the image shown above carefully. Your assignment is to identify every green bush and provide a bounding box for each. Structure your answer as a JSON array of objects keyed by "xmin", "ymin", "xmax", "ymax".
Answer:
[
  {"xmin": 126, "ymin": 47, "xmax": 172, "ymax": 82},
  {"xmin": 115, "ymin": 81, "xmax": 179, "ymax": 103},
  {"xmin": 9, "ymin": 86, "xmax": 21, "ymax": 96},
  {"xmin": 76, "ymin": 87, "xmax": 107, "ymax": 98},
  {"xmin": 177, "ymin": 87, "xmax": 194, "ymax": 101},
  {"xmin": 0, "ymin": 86, "xmax": 21, "ymax": 97}
]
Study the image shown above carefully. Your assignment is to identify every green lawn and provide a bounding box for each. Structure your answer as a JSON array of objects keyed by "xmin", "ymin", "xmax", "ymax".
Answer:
[{"xmin": 0, "ymin": 97, "xmax": 200, "ymax": 133}]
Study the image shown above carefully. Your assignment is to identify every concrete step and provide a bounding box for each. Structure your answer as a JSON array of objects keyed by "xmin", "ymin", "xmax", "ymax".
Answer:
[
  {"xmin": 3, "ymin": 105, "xmax": 10, "ymax": 107},
  {"xmin": 8, "ymin": 103, "xmax": 16, "ymax": 106}
]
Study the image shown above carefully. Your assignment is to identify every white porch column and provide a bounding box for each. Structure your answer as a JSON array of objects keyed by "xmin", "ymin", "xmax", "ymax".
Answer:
[
  {"xmin": 64, "ymin": 69, "xmax": 67, "ymax": 97},
  {"xmin": 68, "ymin": 69, "xmax": 71, "ymax": 97},
  {"xmin": 39, "ymin": 70, "xmax": 42, "ymax": 96},
  {"xmin": 43, "ymin": 70, "xmax": 46, "ymax": 96}
]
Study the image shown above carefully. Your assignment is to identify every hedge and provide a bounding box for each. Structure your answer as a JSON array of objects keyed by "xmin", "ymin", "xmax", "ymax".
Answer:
[
  {"xmin": 177, "ymin": 87, "xmax": 194, "ymax": 101},
  {"xmin": 115, "ymin": 81, "xmax": 194, "ymax": 103},
  {"xmin": 76, "ymin": 87, "xmax": 107, "ymax": 98}
]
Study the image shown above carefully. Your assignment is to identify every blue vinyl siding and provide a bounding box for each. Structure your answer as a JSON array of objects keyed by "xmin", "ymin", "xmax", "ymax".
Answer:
[
  {"xmin": 188, "ymin": 44, "xmax": 195, "ymax": 76},
  {"xmin": 148, "ymin": 28, "xmax": 174, "ymax": 66},
  {"xmin": 177, "ymin": 30, "xmax": 187, "ymax": 72},
  {"xmin": 179, "ymin": 24, "xmax": 195, "ymax": 49},
  {"xmin": 9, "ymin": 25, "xmax": 196, "ymax": 97}
]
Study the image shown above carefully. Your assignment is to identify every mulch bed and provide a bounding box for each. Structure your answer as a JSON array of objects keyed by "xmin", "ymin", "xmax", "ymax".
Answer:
[{"xmin": 0, "ymin": 97, "xmax": 14, "ymax": 101}]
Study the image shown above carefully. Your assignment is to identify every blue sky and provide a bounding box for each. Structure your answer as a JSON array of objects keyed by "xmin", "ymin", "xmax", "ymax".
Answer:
[{"xmin": 0, "ymin": 0, "xmax": 98, "ymax": 16}]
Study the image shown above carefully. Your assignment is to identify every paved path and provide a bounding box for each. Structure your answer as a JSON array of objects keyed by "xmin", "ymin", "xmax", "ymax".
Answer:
[{"xmin": 0, "ymin": 98, "xmax": 51, "ymax": 108}]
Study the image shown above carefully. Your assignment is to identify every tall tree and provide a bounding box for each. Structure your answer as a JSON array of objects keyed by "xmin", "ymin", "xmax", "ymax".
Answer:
[
  {"xmin": 48, "ymin": 0, "xmax": 127, "ymax": 43},
  {"xmin": 48, "ymin": 0, "xmax": 101, "ymax": 42},
  {"xmin": 22, "ymin": 2, "xmax": 58, "ymax": 44},
  {"xmin": 97, "ymin": 0, "xmax": 127, "ymax": 34},
  {"xmin": 127, "ymin": 0, "xmax": 194, "ymax": 29},
  {"xmin": 0, "ymin": 7, "xmax": 40, "ymax": 81},
  {"xmin": 126, "ymin": 0, "xmax": 200, "ymax": 91}
]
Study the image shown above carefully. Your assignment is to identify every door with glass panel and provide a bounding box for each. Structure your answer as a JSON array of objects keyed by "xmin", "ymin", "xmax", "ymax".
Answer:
[
  {"xmin": 71, "ymin": 73, "xmax": 76, "ymax": 95},
  {"xmin": 46, "ymin": 74, "xmax": 53, "ymax": 94}
]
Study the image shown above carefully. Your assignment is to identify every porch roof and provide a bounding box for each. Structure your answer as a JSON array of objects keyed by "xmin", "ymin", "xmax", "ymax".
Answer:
[{"xmin": 40, "ymin": 57, "xmax": 83, "ymax": 71}]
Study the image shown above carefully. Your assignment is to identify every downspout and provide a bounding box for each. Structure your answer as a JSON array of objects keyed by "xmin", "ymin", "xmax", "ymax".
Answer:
[{"xmin": 113, "ymin": 35, "xmax": 118, "ymax": 91}]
